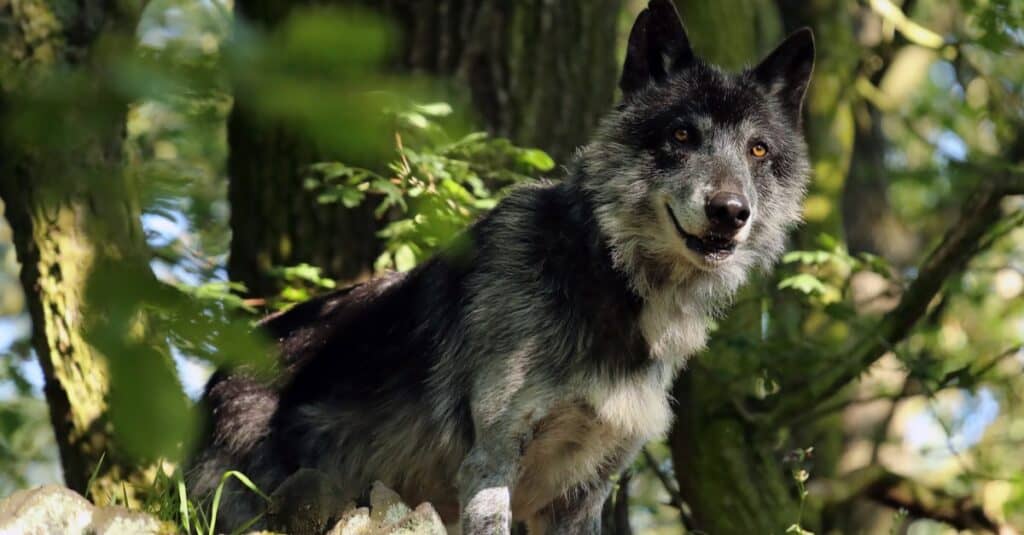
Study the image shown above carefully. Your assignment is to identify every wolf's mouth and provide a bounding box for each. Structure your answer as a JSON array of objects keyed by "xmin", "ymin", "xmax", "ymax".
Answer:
[{"xmin": 665, "ymin": 204, "xmax": 736, "ymax": 262}]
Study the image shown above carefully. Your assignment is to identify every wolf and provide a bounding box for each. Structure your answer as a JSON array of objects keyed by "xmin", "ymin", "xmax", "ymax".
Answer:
[{"xmin": 186, "ymin": 1, "xmax": 814, "ymax": 533}]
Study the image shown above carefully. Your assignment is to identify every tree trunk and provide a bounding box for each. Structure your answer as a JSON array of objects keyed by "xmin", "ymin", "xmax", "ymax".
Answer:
[
  {"xmin": 226, "ymin": 103, "xmax": 381, "ymax": 298},
  {"xmin": 776, "ymin": 0, "xmax": 859, "ymax": 247},
  {"xmin": 383, "ymin": 0, "xmax": 623, "ymax": 163},
  {"xmin": 0, "ymin": 0, "xmax": 154, "ymax": 502},
  {"xmin": 842, "ymin": 103, "xmax": 919, "ymax": 262},
  {"xmin": 227, "ymin": 0, "xmax": 623, "ymax": 296},
  {"xmin": 669, "ymin": 369, "xmax": 800, "ymax": 534}
]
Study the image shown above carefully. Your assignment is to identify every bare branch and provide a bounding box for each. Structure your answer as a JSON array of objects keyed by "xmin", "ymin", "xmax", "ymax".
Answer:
[
  {"xmin": 640, "ymin": 447, "xmax": 697, "ymax": 531},
  {"xmin": 869, "ymin": 477, "xmax": 1002, "ymax": 533},
  {"xmin": 642, "ymin": 447, "xmax": 685, "ymax": 510},
  {"xmin": 811, "ymin": 466, "xmax": 1005, "ymax": 533}
]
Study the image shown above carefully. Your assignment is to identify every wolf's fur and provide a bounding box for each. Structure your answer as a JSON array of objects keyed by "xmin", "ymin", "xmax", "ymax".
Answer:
[{"xmin": 186, "ymin": 2, "xmax": 814, "ymax": 533}]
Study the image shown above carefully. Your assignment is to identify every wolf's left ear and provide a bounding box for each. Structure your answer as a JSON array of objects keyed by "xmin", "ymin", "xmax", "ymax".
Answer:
[
  {"xmin": 752, "ymin": 28, "xmax": 815, "ymax": 122},
  {"xmin": 620, "ymin": 0, "xmax": 695, "ymax": 98}
]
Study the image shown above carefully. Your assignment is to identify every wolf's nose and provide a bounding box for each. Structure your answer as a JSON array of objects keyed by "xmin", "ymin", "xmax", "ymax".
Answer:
[{"xmin": 706, "ymin": 192, "xmax": 750, "ymax": 231}]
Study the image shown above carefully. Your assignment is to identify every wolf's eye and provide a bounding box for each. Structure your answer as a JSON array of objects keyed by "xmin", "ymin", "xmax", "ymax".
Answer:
[
  {"xmin": 672, "ymin": 128, "xmax": 690, "ymax": 143},
  {"xmin": 751, "ymin": 142, "xmax": 769, "ymax": 158}
]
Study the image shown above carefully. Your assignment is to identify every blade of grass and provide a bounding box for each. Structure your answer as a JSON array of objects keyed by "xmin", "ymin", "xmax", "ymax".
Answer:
[
  {"xmin": 195, "ymin": 502, "xmax": 210, "ymax": 535},
  {"xmin": 178, "ymin": 479, "xmax": 192, "ymax": 534},
  {"xmin": 230, "ymin": 511, "xmax": 266, "ymax": 535},
  {"xmin": 85, "ymin": 451, "xmax": 106, "ymax": 501},
  {"xmin": 208, "ymin": 470, "xmax": 270, "ymax": 535}
]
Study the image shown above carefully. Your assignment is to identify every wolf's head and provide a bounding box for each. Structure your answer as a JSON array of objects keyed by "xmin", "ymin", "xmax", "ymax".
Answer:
[{"xmin": 578, "ymin": 0, "xmax": 814, "ymax": 302}]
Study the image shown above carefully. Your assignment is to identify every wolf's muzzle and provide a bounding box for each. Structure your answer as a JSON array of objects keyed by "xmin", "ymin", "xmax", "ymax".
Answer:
[
  {"xmin": 705, "ymin": 192, "xmax": 750, "ymax": 234},
  {"xmin": 665, "ymin": 204, "xmax": 737, "ymax": 262}
]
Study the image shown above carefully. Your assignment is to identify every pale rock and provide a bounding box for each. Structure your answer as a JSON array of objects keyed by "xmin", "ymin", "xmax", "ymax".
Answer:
[{"xmin": 0, "ymin": 485, "xmax": 170, "ymax": 535}]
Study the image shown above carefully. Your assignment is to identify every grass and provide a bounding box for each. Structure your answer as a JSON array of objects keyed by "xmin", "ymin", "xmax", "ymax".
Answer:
[
  {"xmin": 155, "ymin": 467, "xmax": 270, "ymax": 535},
  {"xmin": 84, "ymin": 454, "xmax": 270, "ymax": 535}
]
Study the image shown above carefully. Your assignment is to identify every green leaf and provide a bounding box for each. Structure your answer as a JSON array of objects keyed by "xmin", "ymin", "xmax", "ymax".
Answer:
[
  {"xmin": 403, "ymin": 111, "xmax": 429, "ymax": 129},
  {"xmin": 816, "ymin": 233, "xmax": 840, "ymax": 250},
  {"xmin": 394, "ymin": 244, "xmax": 416, "ymax": 272},
  {"xmin": 778, "ymin": 273, "xmax": 828, "ymax": 295},
  {"xmin": 340, "ymin": 187, "xmax": 365, "ymax": 208},
  {"xmin": 414, "ymin": 102, "xmax": 453, "ymax": 117},
  {"xmin": 519, "ymin": 148, "xmax": 555, "ymax": 171},
  {"xmin": 783, "ymin": 250, "xmax": 834, "ymax": 265}
]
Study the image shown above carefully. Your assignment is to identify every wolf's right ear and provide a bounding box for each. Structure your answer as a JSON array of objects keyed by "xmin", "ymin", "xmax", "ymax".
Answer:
[{"xmin": 620, "ymin": 0, "xmax": 695, "ymax": 98}]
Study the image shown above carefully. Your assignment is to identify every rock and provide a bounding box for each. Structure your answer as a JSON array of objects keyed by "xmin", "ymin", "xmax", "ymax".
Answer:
[
  {"xmin": 324, "ymin": 482, "xmax": 446, "ymax": 535},
  {"xmin": 368, "ymin": 482, "xmax": 410, "ymax": 525},
  {"xmin": 0, "ymin": 486, "xmax": 93, "ymax": 535},
  {"xmin": 0, "ymin": 482, "xmax": 444, "ymax": 535},
  {"xmin": 0, "ymin": 485, "xmax": 173, "ymax": 535}
]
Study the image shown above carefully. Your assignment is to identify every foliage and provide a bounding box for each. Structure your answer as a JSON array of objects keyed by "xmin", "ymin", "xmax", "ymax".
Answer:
[{"xmin": 305, "ymin": 102, "xmax": 554, "ymax": 273}]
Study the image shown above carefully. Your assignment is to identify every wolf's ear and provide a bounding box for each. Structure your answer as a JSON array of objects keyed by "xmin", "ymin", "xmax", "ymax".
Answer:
[
  {"xmin": 752, "ymin": 28, "xmax": 815, "ymax": 122},
  {"xmin": 620, "ymin": 0, "xmax": 695, "ymax": 98}
]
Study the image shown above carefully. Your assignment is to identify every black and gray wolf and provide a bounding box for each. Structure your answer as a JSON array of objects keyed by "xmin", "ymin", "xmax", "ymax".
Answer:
[{"xmin": 187, "ymin": 1, "xmax": 815, "ymax": 533}]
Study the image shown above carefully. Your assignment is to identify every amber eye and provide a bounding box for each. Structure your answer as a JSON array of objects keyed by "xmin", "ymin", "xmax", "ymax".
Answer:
[
  {"xmin": 673, "ymin": 128, "xmax": 690, "ymax": 143},
  {"xmin": 751, "ymin": 142, "xmax": 768, "ymax": 158}
]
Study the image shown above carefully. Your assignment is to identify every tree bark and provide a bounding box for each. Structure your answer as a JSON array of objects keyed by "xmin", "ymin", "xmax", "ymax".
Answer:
[
  {"xmin": 226, "ymin": 0, "xmax": 376, "ymax": 298},
  {"xmin": 669, "ymin": 369, "xmax": 801, "ymax": 534},
  {"xmin": 383, "ymin": 0, "xmax": 623, "ymax": 163},
  {"xmin": 226, "ymin": 104, "xmax": 380, "ymax": 298},
  {"xmin": 0, "ymin": 0, "xmax": 153, "ymax": 501},
  {"xmin": 227, "ymin": 0, "xmax": 623, "ymax": 296}
]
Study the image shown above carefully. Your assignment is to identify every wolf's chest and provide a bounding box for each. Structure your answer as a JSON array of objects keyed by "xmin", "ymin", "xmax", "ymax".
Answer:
[
  {"xmin": 510, "ymin": 371, "xmax": 673, "ymax": 518},
  {"xmin": 638, "ymin": 291, "xmax": 710, "ymax": 361},
  {"xmin": 511, "ymin": 401, "xmax": 635, "ymax": 518}
]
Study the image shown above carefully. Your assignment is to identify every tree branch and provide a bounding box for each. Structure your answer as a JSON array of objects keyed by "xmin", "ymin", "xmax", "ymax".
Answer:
[
  {"xmin": 641, "ymin": 447, "xmax": 698, "ymax": 531},
  {"xmin": 868, "ymin": 476, "xmax": 1002, "ymax": 532},
  {"xmin": 772, "ymin": 183, "xmax": 1016, "ymax": 423},
  {"xmin": 642, "ymin": 447, "xmax": 685, "ymax": 511},
  {"xmin": 811, "ymin": 465, "xmax": 1004, "ymax": 532}
]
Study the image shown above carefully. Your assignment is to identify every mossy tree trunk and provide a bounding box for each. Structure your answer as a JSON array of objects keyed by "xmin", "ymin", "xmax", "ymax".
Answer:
[
  {"xmin": 0, "ymin": 0, "xmax": 154, "ymax": 501},
  {"xmin": 228, "ymin": 0, "xmax": 623, "ymax": 296}
]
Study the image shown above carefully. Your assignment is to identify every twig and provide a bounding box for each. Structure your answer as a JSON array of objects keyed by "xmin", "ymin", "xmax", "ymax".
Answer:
[
  {"xmin": 613, "ymin": 469, "xmax": 632, "ymax": 535},
  {"xmin": 641, "ymin": 447, "xmax": 684, "ymax": 510},
  {"xmin": 640, "ymin": 447, "xmax": 698, "ymax": 531}
]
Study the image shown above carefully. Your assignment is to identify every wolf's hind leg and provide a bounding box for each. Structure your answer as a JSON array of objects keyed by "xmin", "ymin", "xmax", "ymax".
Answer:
[{"xmin": 266, "ymin": 467, "xmax": 349, "ymax": 535}]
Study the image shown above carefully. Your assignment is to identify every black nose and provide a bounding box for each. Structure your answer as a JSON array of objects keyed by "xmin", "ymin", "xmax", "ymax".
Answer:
[{"xmin": 706, "ymin": 192, "xmax": 750, "ymax": 231}]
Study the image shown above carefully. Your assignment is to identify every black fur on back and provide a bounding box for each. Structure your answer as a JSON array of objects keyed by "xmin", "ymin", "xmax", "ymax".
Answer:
[{"xmin": 187, "ymin": 180, "xmax": 650, "ymax": 526}]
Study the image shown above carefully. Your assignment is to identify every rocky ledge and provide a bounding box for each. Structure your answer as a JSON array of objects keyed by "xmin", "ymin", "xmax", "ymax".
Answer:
[{"xmin": 0, "ymin": 482, "xmax": 447, "ymax": 535}]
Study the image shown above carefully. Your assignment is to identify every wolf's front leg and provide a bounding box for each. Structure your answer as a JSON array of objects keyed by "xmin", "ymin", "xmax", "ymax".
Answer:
[
  {"xmin": 457, "ymin": 441, "xmax": 522, "ymax": 535},
  {"xmin": 526, "ymin": 480, "xmax": 611, "ymax": 535}
]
